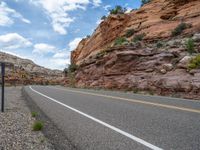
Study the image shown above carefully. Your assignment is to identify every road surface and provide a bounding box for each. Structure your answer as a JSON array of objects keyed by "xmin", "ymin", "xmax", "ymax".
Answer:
[{"xmin": 24, "ymin": 86, "xmax": 200, "ymax": 150}]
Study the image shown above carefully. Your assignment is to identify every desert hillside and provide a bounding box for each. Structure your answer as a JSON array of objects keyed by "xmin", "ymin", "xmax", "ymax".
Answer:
[
  {"xmin": 69, "ymin": 0, "xmax": 200, "ymax": 99},
  {"xmin": 0, "ymin": 52, "xmax": 63, "ymax": 85}
]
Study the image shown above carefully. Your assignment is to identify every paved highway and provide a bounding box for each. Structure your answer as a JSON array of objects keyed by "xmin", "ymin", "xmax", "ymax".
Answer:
[{"xmin": 24, "ymin": 86, "xmax": 200, "ymax": 150}]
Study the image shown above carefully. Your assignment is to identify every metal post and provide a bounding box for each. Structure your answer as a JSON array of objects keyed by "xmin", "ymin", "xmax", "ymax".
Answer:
[{"xmin": 1, "ymin": 63, "xmax": 5, "ymax": 112}]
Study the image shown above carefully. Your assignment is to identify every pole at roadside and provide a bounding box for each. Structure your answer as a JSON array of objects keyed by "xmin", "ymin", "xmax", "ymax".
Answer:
[{"xmin": 1, "ymin": 63, "xmax": 5, "ymax": 112}]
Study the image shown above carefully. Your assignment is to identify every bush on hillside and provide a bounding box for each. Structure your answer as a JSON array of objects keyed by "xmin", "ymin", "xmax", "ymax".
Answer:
[
  {"xmin": 68, "ymin": 63, "xmax": 78, "ymax": 73},
  {"xmin": 132, "ymin": 33, "xmax": 145, "ymax": 42},
  {"xmin": 156, "ymin": 41, "xmax": 164, "ymax": 48},
  {"xmin": 125, "ymin": 29, "xmax": 135, "ymax": 38},
  {"xmin": 114, "ymin": 37, "xmax": 128, "ymax": 46},
  {"xmin": 186, "ymin": 38, "xmax": 195, "ymax": 54},
  {"xmin": 188, "ymin": 55, "xmax": 200, "ymax": 70},
  {"xmin": 171, "ymin": 23, "xmax": 187, "ymax": 36},
  {"xmin": 101, "ymin": 15, "xmax": 107, "ymax": 20},
  {"xmin": 109, "ymin": 6, "xmax": 126, "ymax": 15},
  {"xmin": 141, "ymin": 0, "xmax": 151, "ymax": 7}
]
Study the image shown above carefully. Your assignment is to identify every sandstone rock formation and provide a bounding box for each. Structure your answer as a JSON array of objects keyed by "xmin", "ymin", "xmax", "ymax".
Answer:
[
  {"xmin": 72, "ymin": 0, "xmax": 200, "ymax": 65},
  {"xmin": 0, "ymin": 52, "xmax": 63, "ymax": 85},
  {"xmin": 69, "ymin": 0, "xmax": 200, "ymax": 100}
]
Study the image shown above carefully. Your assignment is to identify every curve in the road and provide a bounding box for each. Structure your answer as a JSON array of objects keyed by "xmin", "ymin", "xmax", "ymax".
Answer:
[{"xmin": 29, "ymin": 86, "xmax": 163, "ymax": 150}]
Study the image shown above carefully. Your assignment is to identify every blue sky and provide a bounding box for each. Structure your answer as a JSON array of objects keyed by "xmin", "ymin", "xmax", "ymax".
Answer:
[{"xmin": 0, "ymin": 0, "xmax": 141, "ymax": 70}]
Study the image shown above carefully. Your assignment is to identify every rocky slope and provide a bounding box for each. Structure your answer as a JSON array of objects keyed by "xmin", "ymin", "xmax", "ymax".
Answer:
[
  {"xmin": 72, "ymin": 0, "xmax": 200, "ymax": 65},
  {"xmin": 0, "ymin": 52, "xmax": 63, "ymax": 85},
  {"xmin": 69, "ymin": 0, "xmax": 200, "ymax": 100}
]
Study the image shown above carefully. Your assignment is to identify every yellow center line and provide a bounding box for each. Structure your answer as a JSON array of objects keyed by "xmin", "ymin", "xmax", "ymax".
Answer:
[{"xmin": 50, "ymin": 87, "xmax": 200, "ymax": 114}]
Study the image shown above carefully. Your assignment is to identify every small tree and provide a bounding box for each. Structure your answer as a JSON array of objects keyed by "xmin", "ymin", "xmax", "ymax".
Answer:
[
  {"xmin": 141, "ymin": 0, "xmax": 151, "ymax": 7},
  {"xmin": 109, "ymin": 6, "xmax": 126, "ymax": 15},
  {"xmin": 171, "ymin": 23, "xmax": 187, "ymax": 36},
  {"xmin": 188, "ymin": 55, "xmax": 200, "ymax": 70},
  {"xmin": 114, "ymin": 37, "xmax": 128, "ymax": 46},
  {"xmin": 125, "ymin": 29, "xmax": 135, "ymax": 38},
  {"xmin": 132, "ymin": 33, "xmax": 145, "ymax": 42},
  {"xmin": 68, "ymin": 63, "xmax": 78, "ymax": 73},
  {"xmin": 101, "ymin": 15, "xmax": 107, "ymax": 20},
  {"xmin": 186, "ymin": 38, "xmax": 195, "ymax": 54}
]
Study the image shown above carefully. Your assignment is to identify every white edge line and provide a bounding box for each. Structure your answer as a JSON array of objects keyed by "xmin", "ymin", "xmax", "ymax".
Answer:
[{"xmin": 29, "ymin": 86, "xmax": 163, "ymax": 150}]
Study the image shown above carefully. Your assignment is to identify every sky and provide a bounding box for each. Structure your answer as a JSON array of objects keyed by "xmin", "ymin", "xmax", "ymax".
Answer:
[{"xmin": 0, "ymin": 0, "xmax": 141, "ymax": 70}]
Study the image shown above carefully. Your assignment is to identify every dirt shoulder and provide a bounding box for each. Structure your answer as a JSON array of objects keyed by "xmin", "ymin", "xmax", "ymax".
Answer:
[{"xmin": 0, "ymin": 86, "xmax": 54, "ymax": 150}]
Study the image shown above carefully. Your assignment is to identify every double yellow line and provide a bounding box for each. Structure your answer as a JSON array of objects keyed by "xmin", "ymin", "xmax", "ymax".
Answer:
[{"xmin": 51, "ymin": 87, "xmax": 200, "ymax": 114}]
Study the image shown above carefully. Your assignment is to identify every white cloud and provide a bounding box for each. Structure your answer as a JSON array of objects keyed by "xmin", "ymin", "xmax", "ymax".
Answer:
[
  {"xmin": 103, "ymin": 5, "xmax": 111, "ymax": 11},
  {"xmin": 125, "ymin": 7, "xmax": 132, "ymax": 13},
  {"xmin": 53, "ymin": 51, "xmax": 70, "ymax": 58},
  {"xmin": 0, "ymin": 2, "xmax": 31, "ymax": 26},
  {"xmin": 92, "ymin": 0, "xmax": 102, "ymax": 7},
  {"xmin": 69, "ymin": 37, "xmax": 82, "ymax": 51},
  {"xmin": 33, "ymin": 43, "xmax": 56, "ymax": 54},
  {"xmin": 0, "ymin": 33, "xmax": 32, "ymax": 50},
  {"xmin": 96, "ymin": 19, "xmax": 103, "ymax": 25},
  {"xmin": 30, "ymin": 0, "xmax": 101, "ymax": 35}
]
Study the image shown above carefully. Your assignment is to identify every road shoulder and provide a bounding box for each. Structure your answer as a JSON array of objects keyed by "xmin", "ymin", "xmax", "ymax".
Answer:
[{"xmin": 22, "ymin": 86, "xmax": 76, "ymax": 150}]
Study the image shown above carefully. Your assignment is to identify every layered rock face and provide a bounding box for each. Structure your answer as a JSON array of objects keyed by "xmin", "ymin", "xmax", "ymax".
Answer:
[
  {"xmin": 0, "ymin": 52, "xmax": 63, "ymax": 85},
  {"xmin": 75, "ymin": 34, "xmax": 200, "ymax": 99},
  {"xmin": 70, "ymin": 0, "xmax": 200, "ymax": 99},
  {"xmin": 72, "ymin": 0, "xmax": 200, "ymax": 64}
]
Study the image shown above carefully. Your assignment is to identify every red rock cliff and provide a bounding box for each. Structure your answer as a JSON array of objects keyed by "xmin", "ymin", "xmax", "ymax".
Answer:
[
  {"xmin": 71, "ymin": 0, "xmax": 200, "ymax": 65},
  {"xmin": 69, "ymin": 0, "xmax": 200, "ymax": 100}
]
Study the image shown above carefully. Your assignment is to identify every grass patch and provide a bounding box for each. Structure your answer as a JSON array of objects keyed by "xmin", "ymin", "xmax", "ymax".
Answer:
[
  {"xmin": 186, "ymin": 38, "xmax": 195, "ymax": 54},
  {"xmin": 188, "ymin": 55, "xmax": 200, "ymax": 70},
  {"xmin": 31, "ymin": 112, "xmax": 38, "ymax": 118},
  {"xmin": 32, "ymin": 121, "xmax": 44, "ymax": 131}
]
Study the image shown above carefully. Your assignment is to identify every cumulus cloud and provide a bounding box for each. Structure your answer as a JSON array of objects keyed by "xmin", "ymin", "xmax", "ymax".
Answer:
[
  {"xmin": 30, "ymin": 0, "xmax": 101, "ymax": 35},
  {"xmin": 0, "ymin": 1, "xmax": 31, "ymax": 26},
  {"xmin": 68, "ymin": 37, "xmax": 82, "ymax": 51},
  {"xmin": 0, "ymin": 33, "xmax": 32, "ymax": 50},
  {"xmin": 92, "ymin": 0, "xmax": 102, "ymax": 7},
  {"xmin": 33, "ymin": 43, "xmax": 57, "ymax": 54},
  {"xmin": 103, "ymin": 5, "xmax": 111, "ymax": 11}
]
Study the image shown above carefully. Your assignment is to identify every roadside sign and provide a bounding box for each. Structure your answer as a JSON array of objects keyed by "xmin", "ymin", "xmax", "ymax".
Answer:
[{"xmin": 0, "ymin": 63, "xmax": 5, "ymax": 112}]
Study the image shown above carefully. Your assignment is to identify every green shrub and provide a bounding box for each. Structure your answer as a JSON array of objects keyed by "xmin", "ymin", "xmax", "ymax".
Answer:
[
  {"xmin": 156, "ymin": 41, "xmax": 164, "ymax": 48},
  {"xmin": 188, "ymin": 55, "xmax": 200, "ymax": 70},
  {"xmin": 63, "ymin": 68, "xmax": 68, "ymax": 77},
  {"xmin": 125, "ymin": 29, "xmax": 135, "ymax": 38},
  {"xmin": 114, "ymin": 37, "xmax": 128, "ymax": 46},
  {"xmin": 32, "ymin": 121, "xmax": 43, "ymax": 131},
  {"xmin": 96, "ymin": 50, "xmax": 107, "ymax": 58},
  {"xmin": 86, "ymin": 35, "xmax": 91, "ymax": 38},
  {"xmin": 172, "ymin": 23, "xmax": 187, "ymax": 36},
  {"xmin": 109, "ymin": 6, "xmax": 126, "ymax": 15},
  {"xmin": 101, "ymin": 15, "xmax": 106, "ymax": 20},
  {"xmin": 132, "ymin": 34, "xmax": 145, "ymax": 42},
  {"xmin": 186, "ymin": 38, "xmax": 195, "ymax": 54},
  {"xmin": 68, "ymin": 63, "xmax": 78, "ymax": 73},
  {"xmin": 141, "ymin": 0, "xmax": 151, "ymax": 6},
  {"xmin": 68, "ymin": 72, "xmax": 76, "ymax": 88},
  {"xmin": 31, "ymin": 112, "xmax": 38, "ymax": 118},
  {"xmin": 133, "ymin": 88, "xmax": 139, "ymax": 94}
]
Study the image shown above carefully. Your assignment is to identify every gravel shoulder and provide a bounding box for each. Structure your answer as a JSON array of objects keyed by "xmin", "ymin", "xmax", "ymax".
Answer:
[{"xmin": 0, "ymin": 86, "xmax": 54, "ymax": 150}]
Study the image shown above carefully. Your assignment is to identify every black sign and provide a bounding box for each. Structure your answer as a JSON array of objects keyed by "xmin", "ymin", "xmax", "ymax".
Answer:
[{"xmin": 1, "ymin": 63, "xmax": 5, "ymax": 112}]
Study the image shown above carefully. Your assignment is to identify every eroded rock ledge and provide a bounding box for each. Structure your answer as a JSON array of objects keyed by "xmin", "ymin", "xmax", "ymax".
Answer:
[{"xmin": 72, "ymin": 35, "xmax": 200, "ymax": 100}]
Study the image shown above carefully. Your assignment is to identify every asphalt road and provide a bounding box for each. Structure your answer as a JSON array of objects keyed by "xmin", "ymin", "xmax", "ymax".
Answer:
[{"xmin": 24, "ymin": 86, "xmax": 200, "ymax": 150}]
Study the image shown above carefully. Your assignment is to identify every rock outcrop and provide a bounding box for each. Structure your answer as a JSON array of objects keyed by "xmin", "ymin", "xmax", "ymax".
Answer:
[
  {"xmin": 0, "ymin": 52, "xmax": 63, "ymax": 85},
  {"xmin": 69, "ymin": 0, "xmax": 200, "ymax": 100},
  {"xmin": 72, "ymin": 0, "xmax": 200, "ymax": 65}
]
